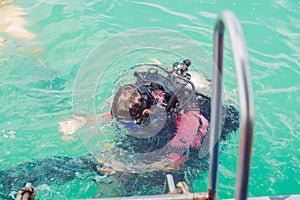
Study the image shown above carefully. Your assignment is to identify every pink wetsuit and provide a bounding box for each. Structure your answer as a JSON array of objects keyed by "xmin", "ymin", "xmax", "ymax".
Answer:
[
  {"xmin": 152, "ymin": 90, "xmax": 209, "ymax": 163},
  {"xmin": 168, "ymin": 111, "xmax": 209, "ymax": 163}
]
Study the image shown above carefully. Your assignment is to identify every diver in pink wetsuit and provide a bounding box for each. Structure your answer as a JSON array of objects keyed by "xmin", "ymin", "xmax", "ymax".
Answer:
[
  {"xmin": 107, "ymin": 60, "xmax": 239, "ymax": 171},
  {"xmin": 0, "ymin": 60, "xmax": 239, "ymax": 199},
  {"xmin": 58, "ymin": 59, "xmax": 239, "ymax": 172}
]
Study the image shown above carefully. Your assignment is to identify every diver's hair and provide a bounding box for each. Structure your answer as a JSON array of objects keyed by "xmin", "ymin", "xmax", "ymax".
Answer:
[{"xmin": 111, "ymin": 84, "xmax": 143, "ymax": 121}]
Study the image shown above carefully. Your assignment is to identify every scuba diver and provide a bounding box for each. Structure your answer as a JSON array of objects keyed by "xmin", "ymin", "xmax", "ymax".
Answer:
[
  {"xmin": 94, "ymin": 59, "xmax": 239, "ymax": 173},
  {"xmin": 58, "ymin": 59, "xmax": 239, "ymax": 173},
  {"xmin": 0, "ymin": 59, "xmax": 239, "ymax": 199}
]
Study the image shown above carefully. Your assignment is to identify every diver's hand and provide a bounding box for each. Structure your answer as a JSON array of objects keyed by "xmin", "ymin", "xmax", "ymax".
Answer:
[
  {"xmin": 58, "ymin": 112, "xmax": 111, "ymax": 135},
  {"xmin": 58, "ymin": 115, "xmax": 88, "ymax": 135}
]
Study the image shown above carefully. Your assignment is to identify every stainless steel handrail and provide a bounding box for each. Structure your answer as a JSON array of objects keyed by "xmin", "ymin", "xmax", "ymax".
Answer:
[{"xmin": 208, "ymin": 10, "xmax": 254, "ymax": 200}]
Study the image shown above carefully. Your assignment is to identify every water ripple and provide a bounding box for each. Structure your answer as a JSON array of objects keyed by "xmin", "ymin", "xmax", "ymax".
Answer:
[{"xmin": 132, "ymin": 1, "xmax": 197, "ymax": 21}]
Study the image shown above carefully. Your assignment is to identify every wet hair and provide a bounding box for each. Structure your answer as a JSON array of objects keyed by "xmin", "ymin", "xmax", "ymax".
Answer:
[{"xmin": 111, "ymin": 84, "xmax": 144, "ymax": 122}]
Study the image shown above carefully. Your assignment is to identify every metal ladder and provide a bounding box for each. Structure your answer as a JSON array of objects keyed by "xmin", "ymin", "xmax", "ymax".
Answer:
[
  {"xmin": 208, "ymin": 10, "xmax": 254, "ymax": 200},
  {"xmin": 91, "ymin": 10, "xmax": 254, "ymax": 200}
]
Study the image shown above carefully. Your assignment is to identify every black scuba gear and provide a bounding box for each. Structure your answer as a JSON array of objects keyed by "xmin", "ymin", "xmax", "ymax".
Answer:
[{"xmin": 110, "ymin": 59, "xmax": 215, "ymax": 126}]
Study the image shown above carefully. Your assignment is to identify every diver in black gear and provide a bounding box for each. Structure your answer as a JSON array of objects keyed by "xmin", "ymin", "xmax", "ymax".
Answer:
[
  {"xmin": 105, "ymin": 59, "xmax": 238, "ymax": 165},
  {"xmin": 0, "ymin": 59, "xmax": 239, "ymax": 199}
]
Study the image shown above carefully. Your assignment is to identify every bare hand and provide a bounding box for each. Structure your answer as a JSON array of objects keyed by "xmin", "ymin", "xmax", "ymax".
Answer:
[{"xmin": 58, "ymin": 115, "xmax": 87, "ymax": 135}]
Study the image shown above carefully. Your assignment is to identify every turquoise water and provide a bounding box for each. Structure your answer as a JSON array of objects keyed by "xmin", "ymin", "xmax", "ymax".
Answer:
[{"xmin": 0, "ymin": 0, "xmax": 299, "ymax": 199}]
